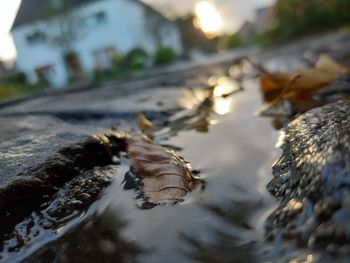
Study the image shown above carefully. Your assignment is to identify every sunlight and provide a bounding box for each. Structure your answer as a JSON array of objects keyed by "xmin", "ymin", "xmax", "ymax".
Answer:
[
  {"xmin": 194, "ymin": 1, "xmax": 223, "ymax": 37},
  {"xmin": 213, "ymin": 77, "xmax": 239, "ymax": 97},
  {"xmin": 0, "ymin": 0, "xmax": 21, "ymax": 61},
  {"xmin": 214, "ymin": 98, "xmax": 232, "ymax": 115}
]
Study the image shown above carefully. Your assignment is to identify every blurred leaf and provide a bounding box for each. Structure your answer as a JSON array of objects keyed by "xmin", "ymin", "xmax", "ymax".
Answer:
[
  {"xmin": 315, "ymin": 54, "xmax": 350, "ymax": 74},
  {"xmin": 259, "ymin": 55, "xmax": 350, "ymax": 103},
  {"xmin": 257, "ymin": 55, "xmax": 350, "ymax": 126},
  {"xmin": 136, "ymin": 112, "xmax": 155, "ymax": 131},
  {"xmin": 260, "ymin": 69, "xmax": 339, "ymax": 102}
]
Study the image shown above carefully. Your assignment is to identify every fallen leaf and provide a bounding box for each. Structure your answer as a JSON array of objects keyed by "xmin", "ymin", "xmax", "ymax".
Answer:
[
  {"xmin": 257, "ymin": 54, "xmax": 350, "ymax": 103},
  {"xmin": 126, "ymin": 135, "xmax": 199, "ymax": 205},
  {"xmin": 315, "ymin": 54, "xmax": 350, "ymax": 74},
  {"xmin": 136, "ymin": 112, "xmax": 156, "ymax": 133},
  {"xmin": 253, "ymin": 54, "xmax": 350, "ymax": 128},
  {"xmin": 260, "ymin": 69, "xmax": 339, "ymax": 102}
]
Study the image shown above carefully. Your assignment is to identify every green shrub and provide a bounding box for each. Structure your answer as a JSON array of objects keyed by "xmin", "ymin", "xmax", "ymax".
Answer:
[
  {"xmin": 269, "ymin": 0, "xmax": 350, "ymax": 41},
  {"xmin": 218, "ymin": 33, "xmax": 241, "ymax": 50},
  {"xmin": 0, "ymin": 71, "xmax": 43, "ymax": 99},
  {"xmin": 93, "ymin": 68, "xmax": 118, "ymax": 82},
  {"xmin": 154, "ymin": 47, "xmax": 177, "ymax": 65},
  {"xmin": 1, "ymin": 72, "xmax": 27, "ymax": 85},
  {"xmin": 121, "ymin": 48, "xmax": 148, "ymax": 71},
  {"xmin": 0, "ymin": 83, "xmax": 41, "ymax": 99}
]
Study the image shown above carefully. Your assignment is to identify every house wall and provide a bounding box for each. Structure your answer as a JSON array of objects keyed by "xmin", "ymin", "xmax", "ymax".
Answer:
[
  {"xmin": 12, "ymin": 25, "xmax": 68, "ymax": 87},
  {"xmin": 12, "ymin": 0, "xmax": 183, "ymax": 88}
]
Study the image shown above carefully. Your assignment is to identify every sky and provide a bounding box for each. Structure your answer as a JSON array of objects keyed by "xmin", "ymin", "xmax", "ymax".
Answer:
[
  {"xmin": 0, "ymin": 0, "xmax": 21, "ymax": 61},
  {"xmin": 0, "ymin": 0, "xmax": 275, "ymax": 62},
  {"xmin": 144, "ymin": 0, "xmax": 275, "ymax": 32}
]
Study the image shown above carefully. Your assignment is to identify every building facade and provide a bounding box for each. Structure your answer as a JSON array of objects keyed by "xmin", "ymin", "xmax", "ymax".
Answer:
[{"xmin": 11, "ymin": 0, "xmax": 182, "ymax": 88}]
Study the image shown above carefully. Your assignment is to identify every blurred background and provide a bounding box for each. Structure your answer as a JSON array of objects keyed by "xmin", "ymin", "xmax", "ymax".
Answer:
[{"xmin": 0, "ymin": 0, "xmax": 349, "ymax": 99}]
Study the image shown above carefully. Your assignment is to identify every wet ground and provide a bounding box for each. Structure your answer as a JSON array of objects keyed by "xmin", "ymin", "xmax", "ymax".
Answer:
[
  {"xmin": 1, "ymin": 31, "xmax": 350, "ymax": 263},
  {"xmin": 0, "ymin": 58, "xmax": 282, "ymax": 262},
  {"xmin": 20, "ymin": 77, "xmax": 280, "ymax": 263}
]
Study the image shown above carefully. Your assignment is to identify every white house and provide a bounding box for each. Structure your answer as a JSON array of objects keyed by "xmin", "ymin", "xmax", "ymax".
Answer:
[{"xmin": 11, "ymin": 0, "xmax": 183, "ymax": 88}]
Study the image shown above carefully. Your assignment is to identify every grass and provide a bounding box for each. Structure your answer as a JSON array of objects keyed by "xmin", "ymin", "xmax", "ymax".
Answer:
[{"xmin": 0, "ymin": 83, "xmax": 44, "ymax": 100}]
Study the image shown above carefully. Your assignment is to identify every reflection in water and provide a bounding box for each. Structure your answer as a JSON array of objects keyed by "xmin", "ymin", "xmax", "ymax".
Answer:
[
  {"xmin": 156, "ymin": 76, "xmax": 240, "ymax": 138},
  {"xmin": 176, "ymin": 189, "xmax": 260, "ymax": 262},
  {"xmin": 290, "ymin": 255, "xmax": 314, "ymax": 263},
  {"xmin": 213, "ymin": 77, "xmax": 240, "ymax": 96},
  {"xmin": 214, "ymin": 97, "xmax": 232, "ymax": 115},
  {"xmin": 214, "ymin": 85, "xmax": 229, "ymax": 96},
  {"xmin": 183, "ymin": 232, "xmax": 257, "ymax": 263},
  {"xmin": 178, "ymin": 88, "xmax": 210, "ymax": 110},
  {"xmin": 180, "ymin": 189, "xmax": 265, "ymax": 262},
  {"xmin": 16, "ymin": 65, "xmax": 281, "ymax": 262},
  {"xmin": 24, "ymin": 211, "xmax": 144, "ymax": 263},
  {"xmin": 203, "ymin": 199, "xmax": 263, "ymax": 231}
]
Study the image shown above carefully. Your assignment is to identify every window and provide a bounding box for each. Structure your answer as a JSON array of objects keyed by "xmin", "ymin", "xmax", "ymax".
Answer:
[
  {"xmin": 26, "ymin": 32, "xmax": 46, "ymax": 45},
  {"xmin": 93, "ymin": 47, "xmax": 116, "ymax": 69},
  {"xmin": 84, "ymin": 11, "xmax": 107, "ymax": 29},
  {"xmin": 35, "ymin": 65, "xmax": 55, "ymax": 85},
  {"xmin": 95, "ymin": 12, "xmax": 107, "ymax": 25}
]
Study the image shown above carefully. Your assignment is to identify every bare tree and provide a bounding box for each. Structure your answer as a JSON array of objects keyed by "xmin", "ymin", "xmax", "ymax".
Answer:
[
  {"xmin": 34, "ymin": 0, "xmax": 87, "ymax": 80},
  {"xmin": 38, "ymin": 0, "xmax": 85, "ymax": 52},
  {"xmin": 143, "ymin": 5, "xmax": 172, "ymax": 49}
]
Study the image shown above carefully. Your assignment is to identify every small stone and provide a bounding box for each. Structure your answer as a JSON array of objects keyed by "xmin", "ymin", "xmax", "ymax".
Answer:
[
  {"xmin": 78, "ymin": 193, "xmax": 91, "ymax": 202},
  {"xmin": 339, "ymin": 244, "xmax": 350, "ymax": 254},
  {"xmin": 42, "ymin": 221, "xmax": 53, "ymax": 229},
  {"xmin": 68, "ymin": 200, "xmax": 83, "ymax": 206}
]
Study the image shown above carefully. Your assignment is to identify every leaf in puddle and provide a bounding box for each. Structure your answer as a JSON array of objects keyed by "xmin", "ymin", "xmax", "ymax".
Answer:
[{"xmin": 126, "ymin": 135, "xmax": 198, "ymax": 205}]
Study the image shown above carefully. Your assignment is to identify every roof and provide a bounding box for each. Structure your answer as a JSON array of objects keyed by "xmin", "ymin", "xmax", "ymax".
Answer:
[
  {"xmin": 256, "ymin": 7, "xmax": 270, "ymax": 17},
  {"xmin": 11, "ymin": 0, "xmax": 170, "ymax": 31},
  {"xmin": 11, "ymin": 0, "xmax": 99, "ymax": 30},
  {"xmin": 255, "ymin": 6, "xmax": 275, "ymax": 33}
]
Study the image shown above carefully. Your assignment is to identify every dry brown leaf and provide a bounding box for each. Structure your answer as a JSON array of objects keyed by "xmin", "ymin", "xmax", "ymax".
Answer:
[
  {"xmin": 315, "ymin": 54, "xmax": 350, "ymax": 74},
  {"xmin": 255, "ymin": 54, "xmax": 350, "ymax": 128},
  {"xmin": 126, "ymin": 135, "xmax": 198, "ymax": 205},
  {"xmin": 136, "ymin": 112, "xmax": 155, "ymax": 131},
  {"xmin": 259, "ymin": 55, "xmax": 350, "ymax": 103},
  {"xmin": 261, "ymin": 69, "xmax": 339, "ymax": 102}
]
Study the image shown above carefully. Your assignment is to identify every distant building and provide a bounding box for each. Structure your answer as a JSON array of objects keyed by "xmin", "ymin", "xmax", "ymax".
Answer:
[
  {"xmin": 236, "ymin": 6, "xmax": 275, "ymax": 43},
  {"xmin": 255, "ymin": 6, "xmax": 275, "ymax": 33},
  {"xmin": 11, "ymin": 0, "xmax": 183, "ymax": 88},
  {"xmin": 237, "ymin": 21, "xmax": 255, "ymax": 43}
]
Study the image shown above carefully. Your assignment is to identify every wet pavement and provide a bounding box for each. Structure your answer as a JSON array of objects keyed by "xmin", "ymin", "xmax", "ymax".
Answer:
[
  {"xmin": 19, "ymin": 77, "xmax": 279, "ymax": 263},
  {"xmin": 0, "ymin": 31, "xmax": 350, "ymax": 262}
]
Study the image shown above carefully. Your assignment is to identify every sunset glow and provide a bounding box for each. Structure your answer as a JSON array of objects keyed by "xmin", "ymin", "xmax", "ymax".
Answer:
[
  {"xmin": 194, "ymin": 1, "xmax": 223, "ymax": 37},
  {"xmin": 0, "ymin": 0, "xmax": 21, "ymax": 61}
]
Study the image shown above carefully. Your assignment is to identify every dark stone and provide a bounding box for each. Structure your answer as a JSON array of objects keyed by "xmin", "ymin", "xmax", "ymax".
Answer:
[
  {"xmin": 0, "ymin": 129, "xmax": 126, "ymax": 241},
  {"xmin": 266, "ymin": 100, "xmax": 350, "ymax": 256}
]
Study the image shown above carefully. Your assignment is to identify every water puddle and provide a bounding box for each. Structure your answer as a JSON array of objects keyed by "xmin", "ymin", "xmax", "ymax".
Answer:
[{"xmin": 16, "ymin": 75, "xmax": 280, "ymax": 262}]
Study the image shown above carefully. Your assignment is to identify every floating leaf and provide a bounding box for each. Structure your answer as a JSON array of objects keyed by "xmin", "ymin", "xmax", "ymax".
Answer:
[{"xmin": 126, "ymin": 135, "xmax": 199, "ymax": 205}]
